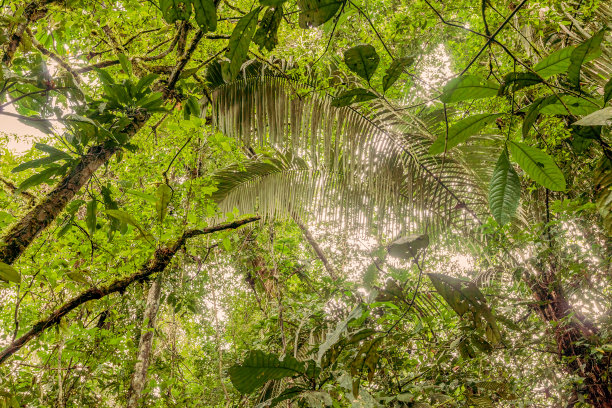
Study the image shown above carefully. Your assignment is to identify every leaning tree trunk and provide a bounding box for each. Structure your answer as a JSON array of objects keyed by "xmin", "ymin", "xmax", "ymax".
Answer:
[
  {"xmin": 526, "ymin": 267, "xmax": 612, "ymax": 407},
  {"xmin": 126, "ymin": 274, "xmax": 164, "ymax": 407}
]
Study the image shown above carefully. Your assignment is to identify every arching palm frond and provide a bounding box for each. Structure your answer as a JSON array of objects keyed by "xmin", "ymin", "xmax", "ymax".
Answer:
[{"xmin": 208, "ymin": 73, "xmax": 490, "ymax": 237}]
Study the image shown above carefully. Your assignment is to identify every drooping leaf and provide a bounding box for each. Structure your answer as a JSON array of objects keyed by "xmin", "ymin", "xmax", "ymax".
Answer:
[
  {"xmin": 253, "ymin": 6, "xmax": 283, "ymax": 52},
  {"xmin": 533, "ymin": 46, "xmax": 575, "ymax": 78},
  {"xmin": 428, "ymin": 273, "xmax": 501, "ymax": 344},
  {"xmin": 440, "ymin": 75, "xmax": 499, "ymax": 103},
  {"xmin": 17, "ymin": 165, "xmax": 62, "ymax": 191},
  {"xmin": 343, "ymin": 44, "xmax": 380, "ymax": 82},
  {"xmin": 498, "ymin": 72, "xmax": 542, "ymax": 95},
  {"xmin": 429, "ymin": 113, "xmax": 502, "ymax": 155},
  {"xmin": 488, "ymin": 149, "xmax": 520, "ymax": 225},
  {"xmin": 0, "ymin": 262, "xmax": 20, "ymax": 284},
  {"xmin": 508, "ymin": 141, "xmax": 566, "ymax": 191},
  {"xmin": 105, "ymin": 209, "xmax": 154, "ymax": 242},
  {"xmin": 160, "ymin": 0, "xmax": 192, "ymax": 24},
  {"xmin": 331, "ymin": 88, "xmax": 377, "ymax": 107},
  {"xmin": 573, "ymin": 107, "xmax": 612, "ymax": 126},
  {"xmin": 17, "ymin": 117, "xmax": 54, "ymax": 135},
  {"xmin": 155, "ymin": 184, "xmax": 172, "ymax": 222},
  {"xmin": 387, "ymin": 234, "xmax": 429, "ymax": 259},
  {"xmin": 221, "ymin": 7, "xmax": 261, "ymax": 81},
  {"xmin": 117, "ymin": 53, "xmax": 132, "ymax": 76},
  {"xmin": 228, "ymin": 351, "xmax": 305, "ymax": 394},
  {"xmin": 522, "ymin": 95, "xmax": 558, "ymax": 137},
  {"xmin": 604, "ymin": 78, "xmax": 612, "ymax": 105},
  {"xmin": 192, "ymin": 0, "xmax": 217, "ymax": 32},
  {"xmin": 382, "ymin": 56, "xmax": 414, "ymax": 92},
  {"xmin": 568, "ymin": 29, "xmax": 605, "ymax": 89},
  {"xmin": 297, "ymin": 0, "xmax": 343, "ymax": 28},
  {"xmin": 538, "ymin": 94, "xmax": 599, "ymax": 116},
  {"xmin": 86, "ymin": 199, "xmax": 97, "ymax": 235},
  {"xmin": 317, "ymin": 305, "xmax": 363, "ymax": 363}
]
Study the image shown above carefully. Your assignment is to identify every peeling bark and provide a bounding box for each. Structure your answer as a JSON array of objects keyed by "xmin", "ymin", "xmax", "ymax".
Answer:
[
  {"xmin": 126, "ymin": 274, "xmax": 163, "ymax": 408},
  {"xmin": 0, "ymin": 216, "xmax": 259, "ymax": 365}
]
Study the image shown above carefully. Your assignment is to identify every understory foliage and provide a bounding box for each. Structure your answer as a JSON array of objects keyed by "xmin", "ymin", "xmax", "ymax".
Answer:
[{"xmin": 0, "ymin": 0, "xmax": 611, "ymax": 407}]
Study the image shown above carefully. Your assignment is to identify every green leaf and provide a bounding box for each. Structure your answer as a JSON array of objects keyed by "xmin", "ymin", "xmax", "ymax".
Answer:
[
  {"xmin": 192, "ymin": 0, "xmax": 217, "ymax": 32},
  {"xmin": 604, "ymin": 78, "xmax": 612, "ymax": 105},
  {"xmin": 508, "ymin": 141, "xmax": 566, "ymax": 191},
  {"xmin": 429, "ymin": 113, "xmax": 501, "ymax": 155},
  {"xmin": 568, "ymin": 29, "xmax": 605, "ymax": 89},
  {"xmin": 489, "ymin": 149, "xmax": 520, "ymax": 225},
  {"xmin": 387, "ymin": 234, "xmax": 429, "ymax": 259},
  {"xmin": 253, "ymin": 6, "xmax": 283, "ymax": 52},
  {"xmin": 331, "ymin": 88, "xmax": 377, "ymax": 107},
  {"xmin": 498, "ymin": 72, "xmax": 542, "ymax": 95},
  {"xmin": 533, "ymin": 46, "xmax": 575, "ymax": 78},
  {"xmin": 0, "ymin": 262, "xmax": 20, "ymax": 284},
  {"xmin": 382, "ymin": 56, "xmax": 414, "ymax": 92},
  {"xmin": 86, "ymin": 199, "xmax": 97, "ymax": 235},
  {"xmin": 343, "ymin": 44, "xmax": 380, "ymax": 82},
  {"xmin": 260, "ymin": 0, "xmax": 287, "ymax": 5},
  {"xmin": 160, "ymin": 0, "xmax": 192, "ymax": 24},
  {"xmin": 17, "ymin": 165, "xmax": 61, "ymax": 191},
  {"xmin": 428, "ymin": 273, "xmax": 501, "ymax": 344},
  {"xmin": 317, "ymin": 305, "xmax": 363, "ymax": 363},
  {"xmin": 228, "ymin": 351, "xmax": 305, "ymax": 394},
  {"xmin": 105, "ymin": 209, "xmax": 154, "ymax": 242},
  {"xmin": 440, "ymin": 75, "xmax": 499, "ymax": 103},
  {"xmin": 155, "ymin": 184, "xmax": 172, "ymax": 222},
  {"xmin": 538, "ymin": 94, "xmax": 599, "ymax": 116},
  {"xmin": 522, "ymin": 95, "xmax": 557, "ymax": 137},
  {"xmin": 17, "ymin": 117, "xmax": 54, "ymax": 135},
  {"xmin": 221, "ymin": 7, "xmax": 261, "ymax": 81},
  {"xmin": 297, "ymin": 0, "xmax": 343, "ymax": 28},
  {"xmin": 135, "ymin": 73, "xmax": 159, "ymax": 95},
  {"xmin": 573, "ymin": 107, "xmax": 612, "ymax": 126},
  {"xmin": 118, "ymin": 53, "xmax": 132, "ymax": 76},
  {"xmin": 94, "ymin": 67, "xmax": 115, "ymax": 86}
]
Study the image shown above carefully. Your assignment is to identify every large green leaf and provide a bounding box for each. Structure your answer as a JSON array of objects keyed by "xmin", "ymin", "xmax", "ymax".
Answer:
[
  {"xmin": 192, "ymin": 0, "xmax": 217, "ymax": 32},
  {"xmin": 253, "ymin": 5, "xmax": 283, "ymax": 52},
  {"xmin": 440, "ymin": 76, "xmax": 499, "ymax": 103},
  {"xmin": 429, "ymin": 113, "xmax": 502, "ymax": 155},
  {"xmin": 0, "ymin": 262, "xmax": 20, "ymax": 284},
  {"xmin": 488, "ymin": 149, "xmax": 520, "ymax": 225},
  {"xmin": 428, "ymin": 273, "xmax": 501, "ymax": 344},
  {"xmin": 105, "ymin": 209, "xmax": 154, "ymax": 243},
  {"xmin": 568, "ymin": 29, "xmax": 605, "ymax": 89},
  {"xmin": 228, "ymin": 351, "xmax": 305, "ymax": 394},
  {"xmin": 573, "ymin": 107, "xmax": 612, "ymax": 126},
  {"xmin": 17, "ymin": 165, "xmax": 63, "ymax": 191},
  {"xmin": 382, "ymin": 56, "xmax": 414, "ymax": 92},
  {"xmin": 317, "ymin": 305, "xmax": 363, "ymax": 363},
  {"xmin": 86, "ymin": 199, "xmax": 97, "ymax": 235},
  {"xmin": 604, "ymin": 78, "xmax": 612, "ymax": 105},
  {"xmin": 221, "ymin": 7, "xmax": 261, "ymax": 81},
  {"xmin": 331, "ymin": 88, "xmax": 377, "ymax": 107},
  {"xmin": 533, "ymin": 46, "xmax": 575, "ymax": 78},
  {"xmin": 12, "ymin": 143, "xmax": 72, "ymax": 173},
  {"xmin": 160, "ymin": 0, "xmax": 192, "ymax": 24},
  {"xmin": 155, "ymin": 184, "xmax": 172, "ymax": 222},
  {"xmin": 343, "ymin": 44, "xmax": 380, "ymax": 82},
  {"xmin": 538, "ymin": 94, "xmax": 599, "ymax": 116},
  {"xmin": 508, "ymin": 141, "xmax": 566, "ymax": 191},
  {"xmin": 297, "ymin": 0, "xmax": 343, "ymax": 28},
  {"xmin": 498, "ymin": 72, "xmax": 542, "ymax": 95}
]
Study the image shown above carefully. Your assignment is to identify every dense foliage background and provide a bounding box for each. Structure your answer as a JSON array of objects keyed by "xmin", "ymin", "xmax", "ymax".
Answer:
[{"xmin": 0, "ymin": 0, "xmax": 610, "ymax": 407}]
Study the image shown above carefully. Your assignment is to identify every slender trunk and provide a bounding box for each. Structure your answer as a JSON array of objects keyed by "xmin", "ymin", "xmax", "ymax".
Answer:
[
  {"xmin": 291, "ymin": 212, "xmax": 338, "ymax": 280},
  {"xmin": 126, "ymin": 274, "xmax": 163, "ymax": 408},
  {"xmin": 0, "ymin": 217, "xmax": 258, "ymax": 365},
  {"xmin": 526, "ymin": 269, "xmax": 611, "ymax": 407}
]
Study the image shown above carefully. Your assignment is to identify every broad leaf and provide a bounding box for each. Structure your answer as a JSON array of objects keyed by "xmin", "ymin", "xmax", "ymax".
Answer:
[
  {"xmin": 568, "ymin": 29, "xmax": 605, "ymax": 89},
  {"xmin": 538, "ymin": 94, "xmax": 599, "ymax": 116},
  {"xmin": 0, "ymin": 262, "xmax": 20, "ymax": 284},
  {"xmin": 429, "ymin": 113, "xmax": 502, "ymax": 155},
  {"xmin": 428, "ymin": 273, "xmax": 501, "ymax": 344},
  {"xmin": 228, "ymin": 351, "xmax": 305, "ymax": 394},
  {"xmin": 440, "ymin": 76, "xmax": 499, "ymax": 103},
  {"xmin": 382, "ymin": 57, "xmax": 414, "ymax": 92},
  {"xmin": 160, "ymin": 0, "xmax": 192, "ymax": 24},
  {"xmin": 387, "ymin": 234, "xmax": 429, "ymax": 259},
  {"xmin": 489, "ymin": 149, "xmax": 520, "ymax": 225},
  {"xmin": 331, "ymin": 88, "xmax": 377, "ymax": 107},
  {"xmin": 498, "ymin": 72, "xmax": 542, "ymax": 95},
  {"xmin": 86, "ymin": 199, "xmax": 97, "ymax": 235},
  {"xmin": 317, "ymin": 305, "xmax": 363, "ymax": 363},
  {"xmin": 297, "ymin": 0, "xmax": 343, "ymax": 28},
  {"xmin": 17, "ymin": 165, "xmax": 63, "ymax": 191},
  {"xmin": 522, "ymin": 95, "xmax": 559, "ymax": 137},
  {"xmin": 573, "ymin": 107, "xmax": 612, "ymax": 126},
  {"xmin": 155, "ymin": 184, "xmax": 172, "ymax": 222},
  {"xmin": 221, "ymin": 7, "xmax": 261, "ymax": 81},
  {"xmin": 118, "ymin": 53, "xmax": 132, "ymax": 76},
  {"xmin": 604, "ymin": 78, "xmax": 612, "ymax": 105},
  {"xmin": 105, "ymin": 209, "xmax": 154, "ymax": 242},
  {"xmin": 533, "ymin": 46, "xmax": 575, "ymax": 78},
  {"xmin": 192, "ymin": 0, "xmax": 217, "ymax": 32},
  {"xmin": 508, "ymin": 141, "xmax": 566, "ymax": 191},
  {"xmin": 343, "ymin": 44, "xmax": 380, "ymax": 82},
  {"xmin": 253, "ymin": 6, "xmax": 283, "ymax": 52}
]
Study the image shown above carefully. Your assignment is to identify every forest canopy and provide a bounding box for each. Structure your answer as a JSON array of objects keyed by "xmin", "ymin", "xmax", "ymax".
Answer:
[{"xmin": 0, "ymin": 0, "xmax": 611, "ymax": 407}]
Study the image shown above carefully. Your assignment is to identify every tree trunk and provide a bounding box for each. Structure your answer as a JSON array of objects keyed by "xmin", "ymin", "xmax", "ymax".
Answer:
[
  {"xmin": 291, "ymin": 212, "xmax": 338, "ymax": 280},
  {"xmin": 126, "ymin": 274, "xmax": 163, "ymax": 408},
  {"xmin": 527, "ymin": 269, "xmax": 612, "ymax": 407}
]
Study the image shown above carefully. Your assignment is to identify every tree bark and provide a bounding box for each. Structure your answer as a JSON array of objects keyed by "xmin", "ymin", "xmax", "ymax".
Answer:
[
  {"xmin": 0, "ymin": 216, "xmax": 259, "ymax": 365},
  {"xmin": 126, "ymin": 274, "xmax": 163, "ymax": 408},
  {"xmin": 291, "ymin": 212, "xmax": 338, "ymax": 280}
]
